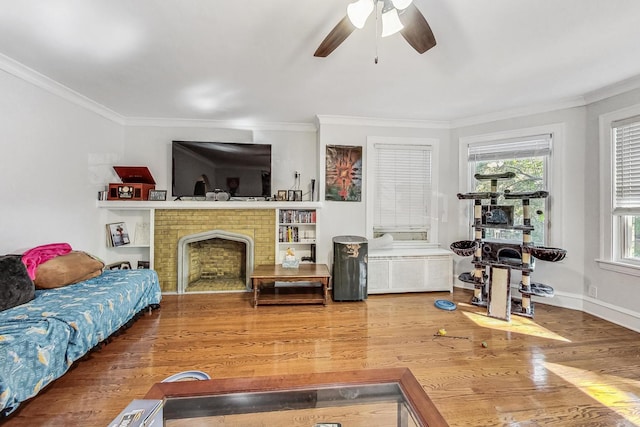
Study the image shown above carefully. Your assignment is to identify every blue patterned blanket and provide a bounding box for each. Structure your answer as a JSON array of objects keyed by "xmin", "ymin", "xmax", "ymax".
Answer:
[{"xmin": 0, "ymin": 269, "xmax": 162, "ymax": 416}]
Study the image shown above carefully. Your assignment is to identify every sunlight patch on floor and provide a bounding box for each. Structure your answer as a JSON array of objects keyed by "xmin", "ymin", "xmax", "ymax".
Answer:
[
  {"xmin": 461, "ymin": 310, "xmax": 571, "ymax": 342},
  {"xmin": 545, "ymin": 362, "xmax": 640, "ymax": 425}
]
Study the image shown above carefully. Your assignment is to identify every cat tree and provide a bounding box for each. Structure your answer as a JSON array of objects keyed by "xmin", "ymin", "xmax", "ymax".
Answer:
[{"xmin": 451, "ymin": 172, "xmax": 566, "ymax": 320}]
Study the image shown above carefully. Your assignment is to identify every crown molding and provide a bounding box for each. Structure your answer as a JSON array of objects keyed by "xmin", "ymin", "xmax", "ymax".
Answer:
[
  {"xmin": 451, "ymin": 96, "xmax": 587, "ymax": 129},
  {"xmin": 0, "ymin": 53, "xmax": 315, "ymax": 132},
  {"xmin": 315, "ymin": 114, "xmax": 451, "ymax": 129},
  {"xmin": 0, "ymin": 52, "xmax": 125, "ymax": 125},
  {"xmin": 583, "ymin": 74, "xmax": 640, "ymax": 105},
  {"xmin": 4, "ymin": 50, "xmax": 640, "ymax": 133},
  {"xmin": 123, "ymin": 116, "xmax": 316, "ymax": 132}
]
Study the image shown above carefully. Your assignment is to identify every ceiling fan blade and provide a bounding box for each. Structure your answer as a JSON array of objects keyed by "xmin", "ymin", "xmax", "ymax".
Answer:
[
  {"xmin": 314, "ymin": 16, "xmax": 356, "ymax": 57},
  {"xmin": 399, "ymin": 3, "xmax": 436, "ymax": 54}
]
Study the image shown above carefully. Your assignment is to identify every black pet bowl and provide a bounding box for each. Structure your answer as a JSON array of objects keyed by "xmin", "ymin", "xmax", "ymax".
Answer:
[
  {"xmin": 450, "ymin": 240, "xmax": 476, "ymax": 257},
  {"xmin": 529, "ymin": 246, "xmax": 567, "ymax": 262}
]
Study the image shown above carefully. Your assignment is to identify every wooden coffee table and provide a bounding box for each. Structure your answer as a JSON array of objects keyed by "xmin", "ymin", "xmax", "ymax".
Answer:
[{"xmin": 250, "ymin": 264, "xmax": 331, "ymax": 307}]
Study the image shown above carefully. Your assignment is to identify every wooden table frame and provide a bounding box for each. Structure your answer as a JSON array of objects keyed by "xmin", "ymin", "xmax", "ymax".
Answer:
[
  {"xmin": 144, "ymin": 368, "xmax": 449, "ymax": 426},
  {"xmin": 250, "ymin": 263, "xmax": 331, "ymax": 307}
]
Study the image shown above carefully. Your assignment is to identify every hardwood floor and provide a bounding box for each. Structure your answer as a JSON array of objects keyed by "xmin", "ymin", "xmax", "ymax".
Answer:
[{"xmin": 3, "ymin": 289, "xmax": 640, "ymax": 426}]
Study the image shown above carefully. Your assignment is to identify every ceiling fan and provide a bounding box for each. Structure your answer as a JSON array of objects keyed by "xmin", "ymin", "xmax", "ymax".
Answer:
[{"xmin": 314, "ymin": 0, "xmax": 436, "ymax": 58}]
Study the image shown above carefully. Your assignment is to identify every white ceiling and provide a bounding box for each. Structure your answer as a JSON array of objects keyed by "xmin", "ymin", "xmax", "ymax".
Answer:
[{"xmin": 1, "ymin": 0, "xmax": 640, "ymax": 127}]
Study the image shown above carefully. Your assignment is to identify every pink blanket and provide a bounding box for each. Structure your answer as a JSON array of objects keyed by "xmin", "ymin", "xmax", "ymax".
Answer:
[{"xmin": 21, "ymin": 243, "xmax": 72, "ymax": 280}]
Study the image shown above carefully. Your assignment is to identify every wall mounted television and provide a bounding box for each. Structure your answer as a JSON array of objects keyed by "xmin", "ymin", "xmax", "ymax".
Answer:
[{"xmin": 172, "ymin": 141, "xmax": 271, "ymax": 198}]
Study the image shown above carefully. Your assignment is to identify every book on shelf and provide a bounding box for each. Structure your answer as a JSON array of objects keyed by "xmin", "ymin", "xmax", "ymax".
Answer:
[
  {"xmin": 106, "ymin": 222, "xmax": 131, "ymax": 247},
  {"xmin": 279, "ymin": 209, "xmax": 316, "ymax": 224},
  {"xmin": 279, "ymin": 225, "xmax": 300, "ymax": 242},
  {"xmin": 278, "ymin": 225, "xmax": 316, "ymax": 243}
]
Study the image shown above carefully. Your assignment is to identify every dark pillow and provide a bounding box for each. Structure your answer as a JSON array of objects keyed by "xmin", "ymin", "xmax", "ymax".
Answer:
[
  {"xmin": 0, "ymin": 255, "xmax": 35, "ymax": 311},
  {"xmin": 34, "ymin": 251, "xmax": 104, "ymax": 289}
]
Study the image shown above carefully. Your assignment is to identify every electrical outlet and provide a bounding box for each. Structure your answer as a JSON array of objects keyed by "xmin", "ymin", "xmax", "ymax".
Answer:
[
  {"xmin": 294, "ymin": 171, "xmax": 300, "ymax": 179},
  {"xmin": 588, "ymin": 285, "xmax": 597, "ymax": 299}
]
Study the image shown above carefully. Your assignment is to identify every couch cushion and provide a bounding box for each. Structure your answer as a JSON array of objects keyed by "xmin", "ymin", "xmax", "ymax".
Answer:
[
  {"xmin": 0, "ymin": 255, "xmax": 35, "ymax": 311},
  {"xmin": 34, "ymin": 251, "xmax": 105, "ymax": 289}
]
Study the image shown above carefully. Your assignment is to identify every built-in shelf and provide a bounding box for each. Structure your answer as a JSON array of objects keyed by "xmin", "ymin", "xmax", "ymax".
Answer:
[
  {"xmin": 277, "ymin": 209, "xmax": 317, "ymax": 263},
  {"xmin": 97, "ymin": 200, "xmax": 323, "ymax": 271}
]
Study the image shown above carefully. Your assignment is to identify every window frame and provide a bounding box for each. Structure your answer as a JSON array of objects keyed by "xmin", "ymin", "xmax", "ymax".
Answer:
[
  {"xmin": 459, "ymin": 124, "xmax": 564, "ymax": 249},
  {"xmin": 365, "ymin": 136, "xmax": 440, "ymax": 245},
  {"xmin": 466, "ymin": 134, "xmax": 551, "ymax": 246},
  {"xmin": 598, "ymin": 105, "xmax": 640, "ymax": 275}
]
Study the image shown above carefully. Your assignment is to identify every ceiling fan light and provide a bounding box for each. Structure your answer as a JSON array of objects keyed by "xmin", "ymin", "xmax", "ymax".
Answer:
[
  {"xmin": 381, "ymin": 8, "xmax": 404, "ymax": 37},
  {"xmin": 391, "ymin": 0, "xmax": 413, "ymax": 10},
  {"xmin": 347, "ymin": 0, "xmax": 374, "ymax": 29}
]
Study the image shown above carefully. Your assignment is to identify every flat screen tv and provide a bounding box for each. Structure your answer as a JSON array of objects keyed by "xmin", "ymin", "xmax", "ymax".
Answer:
[{"xmin": 172, "ymin": 141, "xmax": 271, "ymax": 198}]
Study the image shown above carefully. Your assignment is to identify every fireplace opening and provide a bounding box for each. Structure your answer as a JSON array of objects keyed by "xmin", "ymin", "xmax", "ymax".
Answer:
[{"xmin": 177, "ymin": 230, "xmax": 254, "ymax": 294}]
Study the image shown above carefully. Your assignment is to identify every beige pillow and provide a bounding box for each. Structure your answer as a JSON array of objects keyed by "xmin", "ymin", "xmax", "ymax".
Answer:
[{"xmin": 34, "ymin": 251, "xmax": 105, "ymax": 289}]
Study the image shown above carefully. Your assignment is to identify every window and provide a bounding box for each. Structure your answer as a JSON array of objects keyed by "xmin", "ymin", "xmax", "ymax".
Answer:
[
  {"xmin": 599, "ymin": 105, "xmax": 640, "ymax": 275},
  {"xmin": 366, "ymin": 137, "xmax": 439, "ymax": 244},
  {"xmin": 612, "ymin": 116, "xmax": 640, "ymax": 263},
  {"xmin": 467, "ymin": 134, "xmax": 551, "ymax": 246}
]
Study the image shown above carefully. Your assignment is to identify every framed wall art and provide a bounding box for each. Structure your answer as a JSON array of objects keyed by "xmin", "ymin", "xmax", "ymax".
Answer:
[{"xmin": 325, "ymin": 145, "xmax": 362, "ymax": 202}]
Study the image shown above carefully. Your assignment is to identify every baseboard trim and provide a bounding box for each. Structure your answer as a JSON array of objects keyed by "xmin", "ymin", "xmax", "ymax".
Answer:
[
  {"xmin": 453, "ymin": 282, "xmax": 640, "ymax": 333},
  {"xmin": 582, "ymin": 297, "xmax": 640, "ymax": 333}
]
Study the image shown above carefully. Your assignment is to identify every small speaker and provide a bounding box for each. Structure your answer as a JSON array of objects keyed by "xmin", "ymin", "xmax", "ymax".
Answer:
[
  {"xmin": 215, "ymin": 191, "xmax": 229, "ymax": 201},
  {"xmin": 205, "ymin": 190, "xmax": 230, "ymax": 201}
]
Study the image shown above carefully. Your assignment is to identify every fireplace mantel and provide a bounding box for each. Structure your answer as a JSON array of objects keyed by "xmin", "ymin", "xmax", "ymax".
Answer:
[{"xmin": 97, "ymin": 200, "xmax": 323, "ymax": 210}]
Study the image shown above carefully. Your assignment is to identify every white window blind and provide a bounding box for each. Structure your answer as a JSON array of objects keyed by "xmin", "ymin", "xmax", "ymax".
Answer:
[
  {"xmin": 613, "ymin": 116, "xmax": 640, "ymax": 214},
  {"xmin": 468, "ymin": 134, "xmax": 552, "ymax": 161},
  {"xmin": 373, "ymin": 144, "xmax": 432, "ymax": 232}
]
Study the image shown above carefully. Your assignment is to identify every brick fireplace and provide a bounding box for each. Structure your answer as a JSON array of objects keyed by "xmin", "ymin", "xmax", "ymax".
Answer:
[
  {"xmin": 177, "ymin": 230, "xmax": 253, "ymax": 293},
  {"xmin": 154, "ymin": 209, "xmax": 276, "ymax": 293}
]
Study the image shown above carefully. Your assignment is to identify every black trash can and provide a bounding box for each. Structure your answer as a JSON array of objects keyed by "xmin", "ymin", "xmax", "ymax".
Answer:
[{"xmin": 332, "ymin": 235, "xmax": 368, "ymax": 301}]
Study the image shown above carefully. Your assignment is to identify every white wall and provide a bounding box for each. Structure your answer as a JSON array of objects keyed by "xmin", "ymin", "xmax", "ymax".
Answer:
[
  {"xmin": 121, "ymin": 125, "xmax": 318, "ymax": 199},
  {"xmin": 451, "ymin": 101, "xmax": 640, "ymax": 332},
  {"xmin": 451, "ymin": 107, "xmax": 587, "ymax": 310},
  {"xmin": 583, "ymin": 87, "xmax": 640, "ymax": 328},
  {"xmin": 2, "ymin": 56, "xmax": 639, "ymax": 330},
  {"xmin": 0, "ymin": 70, "xmax": 318, "ymax": 262},
  {"xmin": 0, "ymin": 70, "xmax": 123, "ymax": 255},
  {"xmin": 316, "ymin": 118, "xmax": 452, "ymax": 265}
]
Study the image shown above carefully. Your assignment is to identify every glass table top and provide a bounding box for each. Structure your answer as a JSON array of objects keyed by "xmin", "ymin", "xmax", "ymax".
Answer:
[{"xmin": 141, "ymin": 368, "xmax": 448, "ymax": 427}]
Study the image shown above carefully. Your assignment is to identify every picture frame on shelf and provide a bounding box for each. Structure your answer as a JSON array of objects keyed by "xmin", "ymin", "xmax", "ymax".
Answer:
[
  {"xmin": 277, "ymin": 190, "xmax": 287, "ymax": 201},
  {"xmin": 106, "ymin": 261, "xmax": 132, "ymax": 270},
  {"xmin": 106, "ymin": 222, "xmax": 130, "ymax": 247},
  {"xmin": 293, "ymin": 190, "xmax": 303, "ymax": 201},
  {"xmin": 148, "ymin": 190, "xmax": 167, "ymax": 201},
  {"xmin": 287, "ymin": 190, "xmax": 295, "ymax": 201}
]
